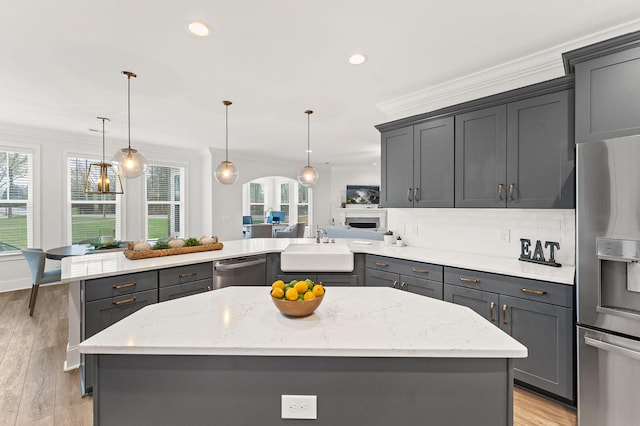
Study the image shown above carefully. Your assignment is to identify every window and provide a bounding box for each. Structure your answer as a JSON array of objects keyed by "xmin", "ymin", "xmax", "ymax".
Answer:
[
  {"xmin": 67, "ymin": 157, "xmax": 121, "ymax": 244},
  {"xmin": 145, "ymin": 164, "xmax": 185, "ymax": 239},
  {"xmin": 297, "ymin": 183, "xmax": 310, "ymax": 225},
  {"xmin": 280, "ymin": 183, "xmax": 290, "ymax": 222},
  {"xmin": 249, "ymin": 182, "xmax": 265, "ymax": 223},
  {"xmin": 0, "ymin": 148, "xmax": 33, "ymax": 251}
]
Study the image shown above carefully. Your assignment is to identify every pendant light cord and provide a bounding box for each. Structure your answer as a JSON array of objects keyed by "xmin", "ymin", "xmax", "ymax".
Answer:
[
  {"xmin": 305, "ymin": 110, "xmax": 313, "ymax": 166},
  {"xmin": 225, "ymin": 103, "xmax": 229, "ymax": 162},
  {"xmin": 127, "ymin": 75, "xmax": 131, "ymax": 151}
]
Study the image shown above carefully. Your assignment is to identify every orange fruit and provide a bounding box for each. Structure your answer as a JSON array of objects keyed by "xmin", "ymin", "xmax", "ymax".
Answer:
[
  {"xmin": 294, "ymin": 281, "xmax": 309, "ymax": 294},
  {"xmin": 312, "ymin": 284, "xmax": 324, "ymax": 297},
  {"xmin": 303, "ymin": 291, "xmax": 316, "ymax": 301},
  {"xmin": 271, "ymin": 287, "xmax": 285, "ymax": 299},
  {"xmin": 272, "ymin": 280, "xmax": 285, "ymax": 291},
  {"xmin": 285, "ymin": 288, "xmax": 299, "ymax": 301}
]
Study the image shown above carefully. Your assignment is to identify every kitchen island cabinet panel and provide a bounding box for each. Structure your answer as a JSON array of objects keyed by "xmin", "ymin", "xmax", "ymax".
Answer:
[
  {"xmin": 365, "ymin": 255, "xmax": 443, "ymax": 300},
  {"xmin": 158, "ymin": 262, "xmax": 212, "ymax": 287},
  {"xmin": 84, "ymin": 270, "xmax": 157, "ymax": 303},
  {"xmin": 158, "ymin": 279, "xmax": 212, "ymax": 302}
]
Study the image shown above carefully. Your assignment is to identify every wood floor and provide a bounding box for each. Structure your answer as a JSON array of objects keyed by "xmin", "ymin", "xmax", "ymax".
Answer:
[{"xmin": 0, "ymin": 284, "xmax": 576, "ymax": 426}]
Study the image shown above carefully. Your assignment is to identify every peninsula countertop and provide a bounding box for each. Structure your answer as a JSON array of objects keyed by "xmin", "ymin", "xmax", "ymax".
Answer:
[
  {"xmin": 79, "ymin": 286, "xmax": 528, "ymax": 358},
  {"xmin": 61, "ymin": 238, "xmax": 575, "ymax": 285}
]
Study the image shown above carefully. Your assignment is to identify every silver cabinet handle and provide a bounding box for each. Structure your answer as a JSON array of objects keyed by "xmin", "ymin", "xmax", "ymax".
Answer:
[
  {"xmin": 414, "ymin": 187, "xmax": 420, "ymax": 202},
  {"xmin": 585, "ymin": 336, "xmax": 640, "ymax": 361},
  {"xmin": 392, "ymin": 280, "xmax": 398, "ymax": 289},
  {"xmin": 407, "ymin": 188, "xmax": 413, "ymax": 202},
  {"xmin": 509, "ymin": 183, "xmax": 515, "ymax": 201},
  {"xmin": 400, "ymin": 282, "xmax": 406, "ymax": 290},
  {"xmin": 498, "ymin": 184, "xmax": 504, "ymax": 201}
]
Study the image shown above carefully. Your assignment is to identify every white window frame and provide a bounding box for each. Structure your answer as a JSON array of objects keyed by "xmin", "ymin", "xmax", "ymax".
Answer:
[
  {"xmin": 144, "ymin": 162, "xmax": 186, "ymax": 240},
  {"xmin": 66, "ymin": 155, "xmax": 122, "ymax": 245},
  {"xmin": 0, "ymin": 145, "xmax": 35, "ymax": 255}
]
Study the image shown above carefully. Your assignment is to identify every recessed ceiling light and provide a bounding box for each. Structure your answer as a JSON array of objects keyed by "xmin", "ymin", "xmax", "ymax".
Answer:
[
  {"xmin": 349, "ymin": 53, "xmax": 367, "ymax": 65},
  {"xmin": 188, "ymin": 20, "xmax": 212, "ymax": 37}
]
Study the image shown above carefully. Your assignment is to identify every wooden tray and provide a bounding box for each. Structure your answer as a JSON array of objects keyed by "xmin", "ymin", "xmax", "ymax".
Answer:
[{"xmin": 123, "ymin": 242, "xmax": 224, "ymax": 260}]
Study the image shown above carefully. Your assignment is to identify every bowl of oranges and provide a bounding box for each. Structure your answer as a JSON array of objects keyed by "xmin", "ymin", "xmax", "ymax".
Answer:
[{"xmin": 270, "ymin": 278, "xmax": 325, "ymax": 317}]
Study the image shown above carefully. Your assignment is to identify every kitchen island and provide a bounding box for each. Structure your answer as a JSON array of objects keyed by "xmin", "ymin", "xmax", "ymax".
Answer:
[{"xmin": 80, "ymin": 286, "xmax": 526, "ymax": 425}]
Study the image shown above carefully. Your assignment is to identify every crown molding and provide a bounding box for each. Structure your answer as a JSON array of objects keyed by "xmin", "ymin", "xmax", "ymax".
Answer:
[{"xmin": 376, "ymin": 18, "xmax": 640, "ymax": 120}]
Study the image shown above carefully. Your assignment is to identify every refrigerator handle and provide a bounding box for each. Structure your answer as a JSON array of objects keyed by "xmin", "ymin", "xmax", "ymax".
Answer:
[{"xmin": 584, "ymin": 336, "xmax": 640, "ymax": 361}]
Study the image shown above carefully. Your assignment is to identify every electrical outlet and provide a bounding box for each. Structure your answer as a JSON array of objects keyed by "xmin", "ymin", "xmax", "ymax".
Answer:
[
  {"xmin": 498, "ymin": 228, "xmax": 510, "ymax": 243},
  {"xmin": 281, "ymin": 395, "xmax": 317, "ymax": 419}
]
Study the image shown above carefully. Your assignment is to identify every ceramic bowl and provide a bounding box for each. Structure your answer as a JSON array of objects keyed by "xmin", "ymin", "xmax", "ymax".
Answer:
[{"xmin": 271, "ymin": 291, "xmax": 325, "ymax": 317}]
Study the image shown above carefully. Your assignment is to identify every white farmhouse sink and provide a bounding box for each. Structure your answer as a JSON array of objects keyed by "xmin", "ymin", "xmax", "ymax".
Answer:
[{"xmin": 280, "ymin": 243, "xmax": 354, "ymax": 272}]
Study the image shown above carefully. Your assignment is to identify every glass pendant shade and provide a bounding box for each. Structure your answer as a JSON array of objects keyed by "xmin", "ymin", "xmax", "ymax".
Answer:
[
  {"xmin": 214, "ymin": 100, "xmax": 239, "ymax": 185},
  {"xmin": 297, "ymin": 109, "xmax": 318, "ymax": 187},
  {"xmin": 214, "ymin": 160, "xmax": 239, "ymax": 185},
  {"xmin": 113, "ymin": 147, "xmax": 146, "ymax": 179},
  {"xmin": 113, "ymin": 70, "xmax": 146, "ymax": 179},
  {"xmin": 297, "ymin": 165, "xmax": 319, "ymax": 187},
  {"xmin": 85, "ymin": 117, "xmax": 124, "ymax": 195}
]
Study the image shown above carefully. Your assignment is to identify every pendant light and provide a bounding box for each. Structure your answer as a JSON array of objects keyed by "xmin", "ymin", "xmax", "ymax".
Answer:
[
  {"xmin": 84, "ymin": 117, "xmax": 124, "ymax": 194},
  {"xmin": 112, "ymin": 71, "xmax": 146, "ymax": 179},
  {"xmin": 214, "ymin": 100, "xmax": 239, "ymax": 184},
  {"xmin": 297, "ymin": 109, "xmax": 319, "ymax": 187}
]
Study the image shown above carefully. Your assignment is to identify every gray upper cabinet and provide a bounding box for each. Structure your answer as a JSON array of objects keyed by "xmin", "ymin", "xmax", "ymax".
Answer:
[
  {"xmin": 455, "ymin": 91, "xmax": 574, "ymax": 208},
  {"xmin": 506, "ymin": 90, "xmax": 574, "ymax": 208},
  {"xmin": 381, "ymin": 117, "xmax": 454, "ymax": 208},
  {"xmin": 455, "ymin": 105, "xmax": 507, "ymax": 207},
  {"xmin": 562, "ymin": 31, "xmax": 640, "ymax": 143},
  {"xmin": 380, "ymin": 126, "xmax": 414, "ymax": 207}
]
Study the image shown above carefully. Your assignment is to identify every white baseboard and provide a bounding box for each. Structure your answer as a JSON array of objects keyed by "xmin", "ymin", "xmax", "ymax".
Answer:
[{"xmin": 0, "ymin": 278, "xmax": 31, "ymax": 293}]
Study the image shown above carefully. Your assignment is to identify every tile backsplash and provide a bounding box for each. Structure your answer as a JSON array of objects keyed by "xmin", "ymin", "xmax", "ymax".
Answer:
[{"xmin": 387, "ymin": 209, "xmax": 575, "ymax": 266}]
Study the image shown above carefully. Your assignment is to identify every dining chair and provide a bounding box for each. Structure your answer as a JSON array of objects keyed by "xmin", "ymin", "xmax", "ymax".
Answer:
[
  {"xmin": 274, "ymin": 223, "xmax": 306, "ymax": 238},
  {"xmin": 250, "ymin": 224, "xmax": 273, "ymax": 238},
  {"xmin": 21, "ymin": 248, "xmax": 62, "ymax": 316}
]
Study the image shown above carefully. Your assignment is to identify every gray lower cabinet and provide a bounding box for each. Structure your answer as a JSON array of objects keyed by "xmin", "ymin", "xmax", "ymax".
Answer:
[
  {"xmin": 443, "ymin": 267, "xmax": 574, "ymax": 402},
  {"xmin": 364, "ymin": 255, "xmax": 443, "ymax": 300},
  {"xmin": 380, "ymin": 117, "xmax": 454, "ymax": 208},
  {"xmin": 158, "ymin": 262, "xmax": 213, "ymax": 302},
  {"xmin": 83, "ymin": 271, "xmax": 159, "ymax": 393},
  {"xmin": 455, "ymin": 89, "xmax": 574, "ymax": 208}
]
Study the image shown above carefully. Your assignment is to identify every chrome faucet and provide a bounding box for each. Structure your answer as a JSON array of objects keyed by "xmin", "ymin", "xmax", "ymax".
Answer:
[{"xmin": 316, "ymin": 226, "xmax": 328, "ymax": 243}]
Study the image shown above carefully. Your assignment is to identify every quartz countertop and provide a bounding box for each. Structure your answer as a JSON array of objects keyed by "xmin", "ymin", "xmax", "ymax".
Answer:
[
  {"xmin": 79, "ymin": 286, "xmax": 527, "ymax": 358},
  {"xmin": 62, "ymin": 238, "xmax": 574, "ymax": 285}
]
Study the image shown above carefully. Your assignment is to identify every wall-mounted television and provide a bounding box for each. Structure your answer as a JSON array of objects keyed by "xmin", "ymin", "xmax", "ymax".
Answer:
[{"xmin": 346, "ymin": 185, "xmax": 380, "ymax": 205}]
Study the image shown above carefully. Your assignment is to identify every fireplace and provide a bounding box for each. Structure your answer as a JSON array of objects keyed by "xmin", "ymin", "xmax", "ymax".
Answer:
[{"xmin": 336, "ymin": 207, "xmax": 387, "ymax": 230}]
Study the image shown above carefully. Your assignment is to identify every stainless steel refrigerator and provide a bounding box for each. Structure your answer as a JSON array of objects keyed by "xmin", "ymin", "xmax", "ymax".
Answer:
[{"xmin": 577, "ymin": 135, "xmax": 640, "ymax": 425}]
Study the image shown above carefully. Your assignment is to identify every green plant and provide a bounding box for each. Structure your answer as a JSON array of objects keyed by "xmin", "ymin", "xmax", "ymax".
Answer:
[
  {"xmin": 152, "ymin": 240, "xmax": 170, "ymax": 250},
  {"xmin": 183, "ymin": 237, "xmax": 201, "ymax": 247},
  {"xmin": 383, "ymin": 230, "xmax": 393, "ymax": 236}
]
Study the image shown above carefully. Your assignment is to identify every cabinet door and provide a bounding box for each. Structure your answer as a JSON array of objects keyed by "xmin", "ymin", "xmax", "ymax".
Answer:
[
  {"xmin": 380, "ymin": 126, "xmax": 414, "ymax": 207},
  {"xmin": 159, "ymin": 279, "xmax": 213, "ymax": 302},
  {"xmin": 413, "ymin": 117, "xmax": 454, "ymax": 207},
  {"xmin": 444, "ymin": 284, "xmax": 498, "ymax": 325},
  {"xmin": 499, "ymin": 295, "xmax": 574, "ymax": 401},
  {"xmin": 575, "ymin": 46, "xmax": 640, "ymax": 142},
  {"xmin": 365, "ymin": 268, "xmax": 399, "ymax": 288},
  {"xmin": 506, "ymin": 90, "xmax": 575, "ymax": 208},
  {"xmin": 403, "ymin": 276, "xmax": 442, "ymax": 300},
  {"xmin": 455, "ymin": 106, "xmax": 507, "ymax": 207}
]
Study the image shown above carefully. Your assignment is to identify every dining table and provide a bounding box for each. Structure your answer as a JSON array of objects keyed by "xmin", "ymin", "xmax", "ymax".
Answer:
[{"xmin": 45, "ymin": 244, "xmax": 126, "ymax": 260}]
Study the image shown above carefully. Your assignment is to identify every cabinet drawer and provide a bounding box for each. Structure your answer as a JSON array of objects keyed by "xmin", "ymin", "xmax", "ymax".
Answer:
[
  {"xmin": 159, "ymin": 262, "xmax": 213, "ymax": 287},
  {"xmin": 316, "ymin": 273, "xmax": 358, "ymax": 287},
  {"xmin": 85, "ymin": 288, "xmax": 158, "ymax": 338},
  {"xmin": 366, "ymin": 255, "xmax": 405, "ymax": 272},
  {"xmin": 365, "ymin": 268, "xmax": 398, "ymax": 287},
  {"xmin": 444, "ymin": 267, "xmax": 573, "ymax": 307},
  {"xmin": 403, "ymin": 276, "xmax": 442, "ymax": 300},
  {"xmin": 396, "ymin": 261, "xmax": 443, "ymax": 282},
  {"xmin": 159, "ymin": 279, "xmax": 213, "ymax": 302},
  {"xmin": 85, "ymin": 271, "xmax": 158, "ymax": 302}
]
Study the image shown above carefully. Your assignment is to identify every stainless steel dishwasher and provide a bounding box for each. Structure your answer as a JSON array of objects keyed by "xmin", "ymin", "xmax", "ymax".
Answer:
[{"xmin": 212, "ymin": 255, "xmax": 267, "ymax": 289}]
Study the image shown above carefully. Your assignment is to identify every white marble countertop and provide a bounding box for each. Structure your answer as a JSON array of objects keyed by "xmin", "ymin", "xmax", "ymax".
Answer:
[
  {"xmin": 79, "ymin": 286, "xmax": 527, "ymax": 358},
  {"xmin": 62, "ymin": 238, "xmax": 574, "ymax": 284}
]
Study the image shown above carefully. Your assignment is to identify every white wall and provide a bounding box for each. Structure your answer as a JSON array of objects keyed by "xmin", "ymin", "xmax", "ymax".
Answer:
[
  {"xmin": 0, "ymin": 122, "xmax": 209, "ymax": 292},
  {"xmin": 387, "ymin": 208, "xmax": 575, "ymax": 266},
  {"xmin": 328, "ymin": 165, "xmax": 380, "ymax": 225},
  {"xmin": 209, "ymin": 148, "xmax": 332, "ymax": 242}
]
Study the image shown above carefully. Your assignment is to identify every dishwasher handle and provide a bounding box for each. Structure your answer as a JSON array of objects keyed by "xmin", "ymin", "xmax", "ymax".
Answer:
[
  {"xmin": 585, "ymin": 335, "xmax": 640, "ymax": 362},
  {"xmin": 214, "ymin": 258, "xmax": 266, "ymax": 271}
]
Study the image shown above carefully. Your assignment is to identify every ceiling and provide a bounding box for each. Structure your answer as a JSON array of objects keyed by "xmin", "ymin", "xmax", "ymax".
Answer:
[{"xmin": 2, "ymin": 1, "xmax": 640, "ymax": 166}]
